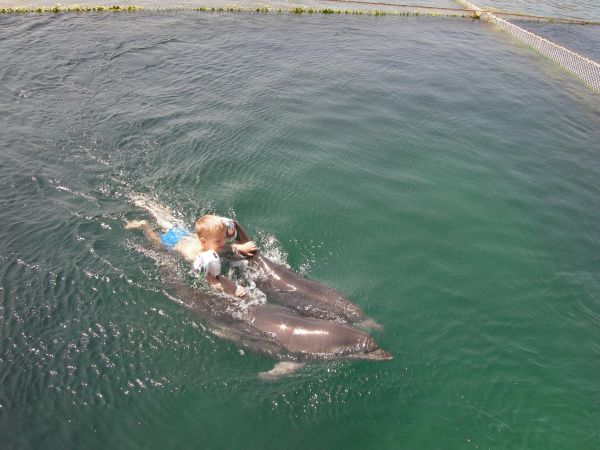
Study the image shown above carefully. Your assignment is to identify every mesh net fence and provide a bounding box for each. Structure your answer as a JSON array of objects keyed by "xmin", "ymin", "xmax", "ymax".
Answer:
[
  {"xmin": 1, "ymin": 0, "xmax": 599, "ymax": 92},
  {"xmin": 488, "ymin": 15, "xmax": 600, "ymax": 91},
  {"xmin": 455, "ymin": 0, "xmax": 600, "ymax": 92}
]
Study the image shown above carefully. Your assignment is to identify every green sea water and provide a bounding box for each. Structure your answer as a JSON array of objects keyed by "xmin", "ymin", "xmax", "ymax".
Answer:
[{"xmin": 1, "ymin": 12, "xmax": 599, "ymax": 449}]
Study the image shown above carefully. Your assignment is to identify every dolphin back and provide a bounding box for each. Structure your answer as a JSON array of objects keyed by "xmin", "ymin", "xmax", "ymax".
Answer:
[
  {"xmin": 150, "ymin": 245, "xmax": 390, "ymax": 362},
  {"xmin": 251, "ymin": 307, "xmax": 390, "ymax": 360},
  {"xmin": 253, "ymin": 254, "xmax": 369, "ymax": 324}
]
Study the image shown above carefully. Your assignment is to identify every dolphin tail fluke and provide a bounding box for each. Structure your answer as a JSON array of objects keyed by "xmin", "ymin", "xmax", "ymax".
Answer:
[{"xmin": 259, "ymin": 362, "xmax": 304, "ymax": 380}]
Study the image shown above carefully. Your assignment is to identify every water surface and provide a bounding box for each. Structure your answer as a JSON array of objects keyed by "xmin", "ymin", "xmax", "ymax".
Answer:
[{"xmin": 1, "ymin": 12, "xmax": 599, "ymax": 449}]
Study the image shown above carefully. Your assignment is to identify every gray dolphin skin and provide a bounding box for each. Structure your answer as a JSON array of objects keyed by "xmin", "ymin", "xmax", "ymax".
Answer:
[
  {"xmin": 251, "ymin": 253, "xmax": 380, "ymax": 328},
  {"xmin": 231, "ymin": 222, "xmax": 378, "ymax": 327},
  {"xmin": 250, "ymin": 307, "xmax": 390, "ymax": 360},
  {"xmin": 152, "ymin": 248, "xmax": 391, "ymax": 366}
]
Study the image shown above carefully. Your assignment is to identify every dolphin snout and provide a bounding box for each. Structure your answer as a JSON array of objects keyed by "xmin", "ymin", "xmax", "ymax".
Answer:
[
  {"xmin": 367, "ymin": 348, "xmax": 393, "ymax": 360},
  {"xmin": 363, "ymin": 337, "xmax": 392, "ymax": 360},
  {"xmin": 365, "ymin": 336, "xmax": 379, "ymax": 353}
]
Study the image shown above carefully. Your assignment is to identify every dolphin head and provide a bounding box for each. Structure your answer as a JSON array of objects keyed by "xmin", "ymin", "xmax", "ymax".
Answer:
[
  {"xmin": 362, "ymin": 336, "xmax": 392, "ymax": 360},
  {"xmin": 363, "ymin": 348, "xmax": 393, "ymax": 360}
]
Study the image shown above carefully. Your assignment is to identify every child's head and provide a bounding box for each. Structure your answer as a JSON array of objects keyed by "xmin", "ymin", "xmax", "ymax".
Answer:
[{"xmin": 195, "ymin": 215, "xmax": 226, "ymax": 252}]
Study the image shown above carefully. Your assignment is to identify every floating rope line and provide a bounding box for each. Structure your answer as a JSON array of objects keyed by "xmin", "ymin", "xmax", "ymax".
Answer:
[
  {"xmin": 2, "ymin": 0, "xmax": 600, "ymax": 24},
  {"xmin": 454, "ymin": 0, "xmax": 600, "ymax": 92},
  {"xmin": 318, "ymin": 0, "xmax": 600, "ymax": 24},
  {"xmin": 0, "ymin": 0, "xmax": 478, "ymax": 16}
]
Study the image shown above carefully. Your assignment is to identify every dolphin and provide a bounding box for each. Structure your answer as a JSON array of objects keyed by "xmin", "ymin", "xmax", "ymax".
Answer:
[
  {"xmin": 126, "ymin": 194, "xmax": 380, "ymax": 329},
  {"xmin": 146, "ymin": 246, "xmax": 391, "ymax": 377},
  {"xmin": 250, "ymin": 307, "xmax": 388, "ymax": 359},
  {"xmin": 248, "ymin": 253, "xmax": 381, "ymax": 329},
  {"xmin": 219, "ymin": 219, "xmax": 381, "ymax": 328}
]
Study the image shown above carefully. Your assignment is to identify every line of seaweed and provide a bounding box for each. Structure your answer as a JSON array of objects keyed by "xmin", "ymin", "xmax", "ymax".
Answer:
[{"xmin": 0, "ymin": 3, "xmax": 480, "ymax": 18}]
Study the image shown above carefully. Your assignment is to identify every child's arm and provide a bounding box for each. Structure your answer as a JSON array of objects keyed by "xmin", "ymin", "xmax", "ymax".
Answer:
[
  {"xmin": 231, "ymin": 221, "xmax": 257, "ymax": 256},
  {"xmin": 232, "ymin": 241, "xmax": 257, "ymax": 256},
  {"xmin": 206, "ymin": 274, "xmax": 246, "ymax": 297},
  {"xmin": 196, "ymin": 251, "xmax": 245, "ymax": 297}
]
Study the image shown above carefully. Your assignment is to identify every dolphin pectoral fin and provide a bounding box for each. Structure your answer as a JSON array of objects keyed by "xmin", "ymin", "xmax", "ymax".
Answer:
[{"xmin": 259, "ymin": 362, "xmax": 304, "ymax": 380}]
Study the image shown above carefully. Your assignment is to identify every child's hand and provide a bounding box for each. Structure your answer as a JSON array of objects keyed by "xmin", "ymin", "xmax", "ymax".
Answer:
[
  {"xmin": 234, "ymin": 241, "xmax": 257, "ymax": 256},
  {"xmin": 235, "ymin": 285, "xmax": 246, "ymax": 297},
  {"xmin": 214, "ymin": 275, "xmax": 245, "ymax": 297}
]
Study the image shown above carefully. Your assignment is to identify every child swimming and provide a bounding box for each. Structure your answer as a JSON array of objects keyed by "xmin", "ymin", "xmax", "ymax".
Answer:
[{"xmin": 125, "ymin": 195, "xmax": 256, "ymax": 298}]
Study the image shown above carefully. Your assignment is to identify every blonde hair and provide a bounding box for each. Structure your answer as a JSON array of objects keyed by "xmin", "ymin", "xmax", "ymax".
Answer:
[{"xmin": 195, "ymin": 214, "xmax": 225, "ymax": 239}]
